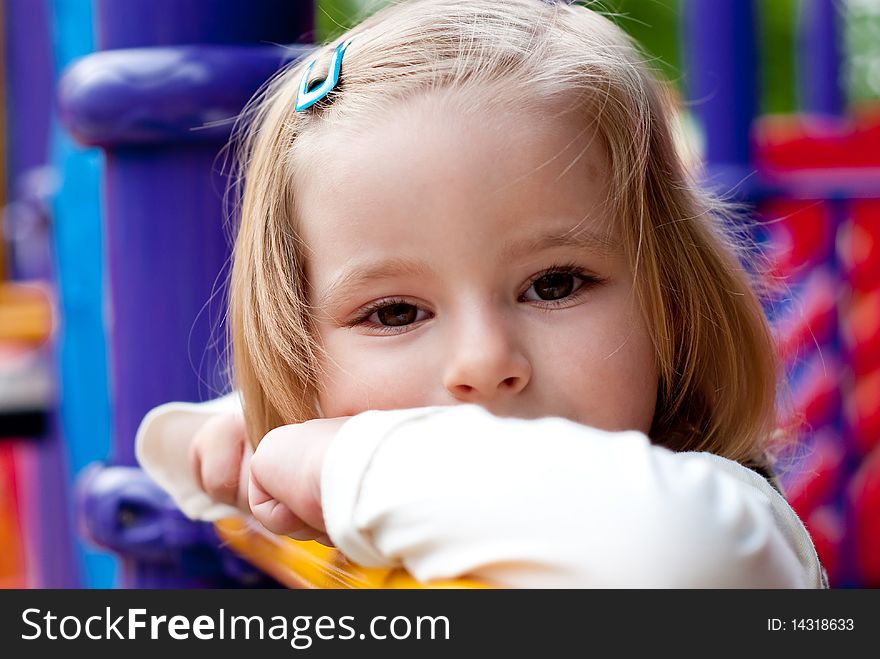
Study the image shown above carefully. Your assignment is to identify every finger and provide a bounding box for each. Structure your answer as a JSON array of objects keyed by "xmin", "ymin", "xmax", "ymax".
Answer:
[
  {"xmin": 252, "ymin": 427, "xmax": 326, "ymax": 531},
  {"xmin": 291, "ymin": 530, "xmax": 335, "ymax": 547},
  {"xmin": 285, "ymin": 528, "xmax": 333, "ymax": 545},
  {"xmin": 313, "ymin": 534, "xmax": 335, "ymax": 548},
  {"xmin": 248, "ymin": 470, "xmax": 308, "ymax": 536},
  {"xmin": 235, "ymin": 442, "xmax": 254, "ymax": 515},
  {"xmin": 189, "ymin": 439, "xmax": 205, "ymax": 494},
  {"xmin": 192, "ymin": 414, "xmax": 246, "ymax": 506}
]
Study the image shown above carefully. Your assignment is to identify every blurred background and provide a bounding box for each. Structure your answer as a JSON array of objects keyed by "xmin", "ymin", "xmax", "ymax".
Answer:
[{"xmin": 1, "ymin": 0, "xmax": 878, "ymax": 589}]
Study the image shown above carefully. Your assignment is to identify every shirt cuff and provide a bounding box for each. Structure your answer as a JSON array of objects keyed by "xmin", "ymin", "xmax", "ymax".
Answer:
[{"xmin": 320, "ymin": 406, "xmax": 446, "ymax": 567}]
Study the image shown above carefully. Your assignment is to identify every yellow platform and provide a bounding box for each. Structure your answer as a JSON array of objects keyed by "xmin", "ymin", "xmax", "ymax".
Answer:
[{"xmin": 215, "ymin": 518, "xmax": 487, "ymax": 589}]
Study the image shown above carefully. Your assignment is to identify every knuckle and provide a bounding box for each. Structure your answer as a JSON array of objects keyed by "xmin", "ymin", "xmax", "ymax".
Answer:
[
  {"xmin": 248, "ymin": 449, "xmax": 266, "ymax": 477},
  {"xmin": 202, "ymin": 469, "xmax": 236, "ymax": 501},
  {"xmin": 260, "ymin": 426, "xmax": 285, "ymax": 447}
]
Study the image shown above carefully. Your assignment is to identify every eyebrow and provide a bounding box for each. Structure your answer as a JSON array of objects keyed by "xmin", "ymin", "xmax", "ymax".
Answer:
[
  {"xmin": 498, "ymin": 228, "xmax": 619, "ymax": 262},
  {"xmin": 317, "ymin": 257, "xmax": 437, "ymax": 310},
  {"xmin": 316, "ymin": 227, "xmax": 618, "ymax": 310}
]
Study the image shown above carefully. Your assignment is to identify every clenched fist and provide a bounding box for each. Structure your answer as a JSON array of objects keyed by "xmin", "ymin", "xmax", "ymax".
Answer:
[{"xmin": 248, "ymin": 417, "xmax": 350, "ymax": 546}]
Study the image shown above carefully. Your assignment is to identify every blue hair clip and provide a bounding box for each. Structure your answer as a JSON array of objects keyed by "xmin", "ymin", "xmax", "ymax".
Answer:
[{"xmin": 295, "ymin": 38, "xmax": 353, "ymax": 112}]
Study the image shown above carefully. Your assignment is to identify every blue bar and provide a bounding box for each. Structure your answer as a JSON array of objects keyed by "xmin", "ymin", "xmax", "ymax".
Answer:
[{"xmin": 48, "ymin": 0, "xmax": 118, "ymax": 589}]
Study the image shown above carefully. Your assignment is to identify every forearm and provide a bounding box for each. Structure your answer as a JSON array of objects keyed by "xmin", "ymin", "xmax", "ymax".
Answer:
[{"xmin": 322, "ymin": 404, "xmax": 822, "ymax": 588}]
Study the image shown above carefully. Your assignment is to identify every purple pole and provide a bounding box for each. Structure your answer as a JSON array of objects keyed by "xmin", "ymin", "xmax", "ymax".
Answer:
[
  {"xmin": 681, "ymin": 0, "xmax": 759, "ymax": 200},
  {"xmin": 4, "ymin": 0, "xmax": 80, "ymax": 588},
  {"xmin": 4, "ymin": 0, "xmax": 52, "ymax": 192},
  {"xmin": 58, "ymin": 0, "xmax": 314, "ymax": 588},
  {"xmin": 60, "ymin": 45, "xmax": 309, "ymax": 467},
  {"xmin": 797, "ymin": 0, "xmax": 845, "ymax": 117}
]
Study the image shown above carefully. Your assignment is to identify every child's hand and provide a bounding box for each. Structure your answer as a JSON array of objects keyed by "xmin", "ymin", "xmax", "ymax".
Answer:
[
  {"xmin": 248, "ymin": 417, "xmax": 350, "ymax": 547},
  {"xmin": 188, "ymin": 413, "xmax": 252, "ymax": 516}
]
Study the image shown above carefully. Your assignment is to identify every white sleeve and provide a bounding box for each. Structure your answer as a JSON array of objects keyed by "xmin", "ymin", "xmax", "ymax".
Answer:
[
  {"xmin": 321, "ymin": 404, "xmax": 826, "ymax": 588},
  {"xmin": 134, "ymin": 392, "xmax": 245, "ymax": 522}
]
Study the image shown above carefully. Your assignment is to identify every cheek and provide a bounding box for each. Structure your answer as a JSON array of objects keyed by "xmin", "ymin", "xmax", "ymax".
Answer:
[
  {"xmin": 546, "ymin": 310, "xmax": 658, "ymax": 433},
  {"xmin": 315, "ymin": 335, "xmax": 437, "ymax": 417}
]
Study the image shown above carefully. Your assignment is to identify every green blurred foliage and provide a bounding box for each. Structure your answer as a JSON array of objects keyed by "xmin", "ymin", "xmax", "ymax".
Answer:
[
  {"xmin": 596, "ymin": 0, "xmax": 801, "ymax": 115},
  {"xmin": 757, "ymin": 0, "xmax": 798, "ymax": 115},
  {"xmin": 316, "ymin": 0, "xmax": 375, "ymax": 41},
  {"xmin": 848, "ymin": 0, "xmax": 880, "ymax": 106},
  {"xmin": 316, "ymin": 0, "xmax": 877, "ymax": 115}
]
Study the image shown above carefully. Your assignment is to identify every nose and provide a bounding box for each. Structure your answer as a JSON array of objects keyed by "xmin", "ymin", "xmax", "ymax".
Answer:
[{"xmin": 442, "ymin": 307, "xmax": 532, "ymax": 403}]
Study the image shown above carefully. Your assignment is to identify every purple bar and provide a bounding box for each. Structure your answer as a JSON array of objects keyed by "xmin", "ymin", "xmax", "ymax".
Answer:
[
  {"xmin": 4, "ymin": 0, "xmax": 53, "ymax": 187},
  {"xmin": 4, "ymin": 0, "xmax": 80, "ymax": 587},
  {"xmin": 104, "ymin": 144, "xmax": 235, "ymax": 465},
  {"xmin": 77, "ymin": 464, "xmax": 272, "ymax": 587},
  {"xmin": 681, "ymin": 0, "xmax": 759, "ymax": 199},
  {"xmin": 59, "ymin": 45, "xmax": 299, "ymax": 147},
  {"xmin": 797, "ymin": 0, "xmax": 845, "ymax": 117}
]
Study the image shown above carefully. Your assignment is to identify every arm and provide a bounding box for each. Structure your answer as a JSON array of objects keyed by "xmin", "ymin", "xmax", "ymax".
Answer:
[
  {"xmin": 138, "ymin": 398, "xmax": 824, "ymax": 588},
  {"xmin": 316, "ymin": 405, "xmax": 824, "ymax": 588}
]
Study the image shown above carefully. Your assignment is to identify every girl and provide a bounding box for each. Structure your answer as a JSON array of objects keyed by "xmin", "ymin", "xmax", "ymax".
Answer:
[{"xmin": 137, "ymin": 0, "xmax": 827, "ymax": 587}]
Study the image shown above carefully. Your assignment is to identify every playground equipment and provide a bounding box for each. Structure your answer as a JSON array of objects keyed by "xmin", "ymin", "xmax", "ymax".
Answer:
[
  {"xmin": 683, "ymin": 0, "xmax": 880, "ymax": 587},
  {"xmin": 1, "ymin": 0, "xmax": 84, "ymax": 588},
  {"xmin": 1, "ymin": 0, "xmax": 874, "ymax": 588},
  {"xmin": 56, "ymin": 0, "xmax": 315, "ymax": 588}
]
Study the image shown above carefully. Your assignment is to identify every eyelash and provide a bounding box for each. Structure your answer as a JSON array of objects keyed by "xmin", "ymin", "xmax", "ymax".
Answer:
[
  {"xmin": 349, "ymin": 263, "xmax": 603, "ymax": 335},
  {"xmin": 519, "ymin": 262, "xmax": 602, "ymax": 306},
  {"xmin": 350, "ymin": 297, "xmax": 427, "ymax": 335}
]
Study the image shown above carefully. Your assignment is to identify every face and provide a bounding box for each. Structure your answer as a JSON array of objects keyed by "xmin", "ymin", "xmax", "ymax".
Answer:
[{"xmin": 296, "ymin": 94, "xmax": 659, "ymax": 434}]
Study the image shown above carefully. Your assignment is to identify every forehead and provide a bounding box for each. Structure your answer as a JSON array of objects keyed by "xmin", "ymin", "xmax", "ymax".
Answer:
[{"xmin": 293, "ymin": 94, "xmax": 616, "ymax": 263}]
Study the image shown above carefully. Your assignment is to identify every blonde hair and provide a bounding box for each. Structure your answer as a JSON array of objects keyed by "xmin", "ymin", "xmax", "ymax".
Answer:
[{"xmin": 228, "ymin": 0, "xmax": 780, "ymax": 470}]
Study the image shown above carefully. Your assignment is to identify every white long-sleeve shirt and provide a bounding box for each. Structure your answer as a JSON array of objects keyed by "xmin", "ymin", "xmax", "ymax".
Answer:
[{"xmin": 135, "ymin": 396, "xmax": 827, "ymax": 588}]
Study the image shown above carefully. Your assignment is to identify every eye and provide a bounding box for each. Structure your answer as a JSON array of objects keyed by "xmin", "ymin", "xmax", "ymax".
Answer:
[
  {"xmin": 528, "ymin": 272, "xmax": 580, "ymax": 300},
  {"xmin": 521, "ymin": 265, "xmax": 597, "ymax": 303},
  {"xmin": 351, "ymin": 298, "xmax": 432, "ymax": 334},
  {"xmin": 374, "ymin": 302, "xmax": 420, "ymax": 327}
]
